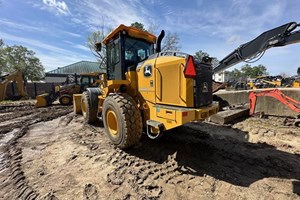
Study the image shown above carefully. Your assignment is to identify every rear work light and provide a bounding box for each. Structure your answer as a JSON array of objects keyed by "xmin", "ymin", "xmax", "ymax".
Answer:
[{"xmin": 184, "ymin": 56, "xmax": 196, "ymax": 78}]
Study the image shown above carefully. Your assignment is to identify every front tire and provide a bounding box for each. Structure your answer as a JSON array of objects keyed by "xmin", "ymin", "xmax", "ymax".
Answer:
[
  {"xmin": 103, "ymin": 93, "xmax": 142, "ymax": 149},
  {"xmin": 81, "ymin": 91, "xmax": 98, "ymax": 123}
]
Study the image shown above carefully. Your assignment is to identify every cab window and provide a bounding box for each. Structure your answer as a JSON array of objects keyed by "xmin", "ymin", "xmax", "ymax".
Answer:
[{"xmin": 124, "ymin": 37, "xmax": 154, "ymax": 66}]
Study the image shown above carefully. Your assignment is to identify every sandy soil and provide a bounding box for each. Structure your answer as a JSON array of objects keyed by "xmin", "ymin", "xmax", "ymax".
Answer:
[{"xmin": 0, "ymin": 101, "xmax": 299, "ymax": 200}]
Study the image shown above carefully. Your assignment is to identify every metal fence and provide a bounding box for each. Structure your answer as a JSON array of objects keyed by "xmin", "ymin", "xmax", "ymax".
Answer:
[{"xmin": 5, "ymin": 82, "xmax": 62, "ymax": 99}]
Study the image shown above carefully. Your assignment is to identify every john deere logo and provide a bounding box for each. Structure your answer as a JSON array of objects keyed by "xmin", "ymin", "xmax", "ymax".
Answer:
[
  {"xmin": 202, "ymin": 82, "xmax": 208, "ymax": 92},
  {"xmin": 143, "ymin": 65, "xmax": 152, "ymax": 77}
]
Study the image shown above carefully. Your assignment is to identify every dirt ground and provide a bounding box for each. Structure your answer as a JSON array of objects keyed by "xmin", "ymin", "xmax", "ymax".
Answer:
[{"xmin": 0, "ymin": 101, "xmax": 299, "ymax": 200}]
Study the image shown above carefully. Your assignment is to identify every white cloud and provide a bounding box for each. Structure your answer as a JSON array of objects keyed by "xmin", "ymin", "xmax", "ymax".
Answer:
[
  {"xmin": 61, "ymin": 30, "xmax": 82, "ymax": 38},
  {"xmin": 0, "ymin": 18, "xmax": 47, "ymax": 32},
  {"xmin": 42, "ymin": 0, "xmax": 70, "ymax": 16},
  {"xmin": 74, "ymin": 44, "xmax": 90, "ymax": 52},
  {"xmin": 226, "ymin": 35, "xmax": 242, "ymax": 45},
  {"xmin": 69, "ymin": 0, "xmax": 155, "ymax": 31},
  {"xmin": 0, "ymin": 31, "xmax": 93, "ymax": 70},
  {"xmin": 0, "ymin": 18, "xmax": 81, "ymax": 39},
  {"xmin": 162, "ymin": 0, "xmax": 287, "ymax": 42}
]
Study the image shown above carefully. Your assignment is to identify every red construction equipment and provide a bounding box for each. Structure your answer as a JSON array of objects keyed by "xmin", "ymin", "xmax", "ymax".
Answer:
[
  {"xmin": 249, "ymin": 89, "xmax": 300, "ymax": 126},
  {"xmin": 249, "ymin": 89, "xmax": 300, "ymax": 115},
  {"xmin": 249, "ymin": 89, "xmax": 300, "ymax": 127}
]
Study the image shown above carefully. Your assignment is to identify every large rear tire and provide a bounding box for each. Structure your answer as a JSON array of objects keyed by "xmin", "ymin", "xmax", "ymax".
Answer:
[
  {"xmin": 103, "ymin": 93, "xmax": 142, "ymax": 149},
  {"xmin": 81, "ymin": 91, "xmax": 98, "ymax": 123}
]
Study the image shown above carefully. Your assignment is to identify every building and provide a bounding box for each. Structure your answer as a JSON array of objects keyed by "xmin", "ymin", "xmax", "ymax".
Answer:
[
  {"xmin": 213, "ymin": 71, "xmax": 232, "ymax": 82},
  {"xmin": 45, "ymin": 61, "xmax": 105, "ymax": 83}
]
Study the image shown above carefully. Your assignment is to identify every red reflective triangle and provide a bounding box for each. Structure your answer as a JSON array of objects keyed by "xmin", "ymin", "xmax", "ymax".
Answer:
[{"xmin": 184, "ymin": 56, "xmax": 196, "ymax": 78}]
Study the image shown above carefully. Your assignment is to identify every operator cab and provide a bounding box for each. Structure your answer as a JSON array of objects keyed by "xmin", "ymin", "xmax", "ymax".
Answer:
[{"xmin": 97, "ymin": 25, "xmax": 156, "ymax": 80}]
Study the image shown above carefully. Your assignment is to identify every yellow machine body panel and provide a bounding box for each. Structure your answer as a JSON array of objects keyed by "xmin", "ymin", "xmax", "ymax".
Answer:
[
  {"xmin": 35, "ymin": 94, "xmax": 49, "ymax": 107},
  {"xmin": 293, "ymin": 80, "xmax": 300, "ymax": 88},
  {"xmin": 137, "ymin": 58, "xmax": 156, "ymax": 103},
  {"xmin": 146, "ymin": 102, "xmax": 219, "ymax": 131},
  {"xmin": 137, "ymin": 56, "xmax": 194, "ymax": 107},
  {"xmin": 73, "ymin": 94, "xmax": 82, "ymax": 114},
  {"xmin": 134, "ymin": 55, "xmax": 218, "ymax": 131},
  {"xmin": 154, "ymin": 56, "xmax": 194, "ymax": 107}
]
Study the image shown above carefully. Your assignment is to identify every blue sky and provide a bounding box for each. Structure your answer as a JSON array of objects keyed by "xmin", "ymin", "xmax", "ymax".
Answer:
[{"xmin": 1, "ymin": 0, "xmax": 300, "ymax": 75}]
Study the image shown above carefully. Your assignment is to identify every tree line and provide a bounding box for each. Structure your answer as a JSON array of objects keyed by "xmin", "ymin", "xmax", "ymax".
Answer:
[{"xmin": 0, "ymin": 39, "xmax": 44, "ymax": 81}]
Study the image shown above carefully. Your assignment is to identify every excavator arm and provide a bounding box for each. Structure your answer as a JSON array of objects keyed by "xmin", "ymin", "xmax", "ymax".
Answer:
[{"xmin": 214, "ymin": 22, "xmax": 300, "ymax": 73}]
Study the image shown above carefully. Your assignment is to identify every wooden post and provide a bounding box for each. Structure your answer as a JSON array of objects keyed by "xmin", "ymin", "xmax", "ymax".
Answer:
[{"xmin": 34, "ymin": 83, "xmax": 37, "ymax": 97}]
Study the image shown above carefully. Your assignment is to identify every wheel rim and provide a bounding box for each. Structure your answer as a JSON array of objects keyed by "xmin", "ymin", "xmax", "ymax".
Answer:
[
  {"xmin": 62, "ymin": 97, "xmax": 69, "ymax": 104},
  {"xmin": 106, "ymin": 109, "xmax": 118, "ymax": 136}
]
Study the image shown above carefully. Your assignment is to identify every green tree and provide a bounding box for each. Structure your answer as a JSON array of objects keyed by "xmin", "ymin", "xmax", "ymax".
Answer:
[
  {"xmin": 194, "ymin": 50, "xmax": 219, "ymax": 67},
  {"xmin": 130, "ymin": 22, "xmax": 146, "ymax": 31},
  {"xmin": 194, "ymin": 50, "xmax": 210, "ymax": 61},
  {"xmin": 228, "ymin": 68, "xmax": 245, "ymax": 79},
  {"xmin": 0, "ymin": 43, "xmax": 44, "ymax": 81},
  {"xmin": 241, "ymin": 64, "xmax": 268, "ymax": 78}
]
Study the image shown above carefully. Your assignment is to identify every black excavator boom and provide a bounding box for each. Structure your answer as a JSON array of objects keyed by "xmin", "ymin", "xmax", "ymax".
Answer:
[{"xmin": 214, "ymin": 22, "xmax": 300, "ymax": 73}]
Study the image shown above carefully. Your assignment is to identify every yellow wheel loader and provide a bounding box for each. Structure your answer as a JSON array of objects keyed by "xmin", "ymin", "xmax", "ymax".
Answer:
[
  {"xmin": 74, "ymin": 21, "xmax": 300, "ymax": 149},
  {"xmin": 36, "ymin": 72, "xmax": 102, "ymax": 107},
  {"xmin": 73, "ymin": 25, "xmax": 219, "ymax": 149}
]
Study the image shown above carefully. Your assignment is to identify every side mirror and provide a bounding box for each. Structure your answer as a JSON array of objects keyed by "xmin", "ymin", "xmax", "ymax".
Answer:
[{"xmin": 94, "ymin": 42, "xmax": 102, "ymax": 52}]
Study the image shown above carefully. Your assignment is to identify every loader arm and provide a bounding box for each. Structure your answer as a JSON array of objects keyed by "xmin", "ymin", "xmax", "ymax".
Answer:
[{"xmin": 214, "ymin": 22, "xmax": 300, "ymax": 73}]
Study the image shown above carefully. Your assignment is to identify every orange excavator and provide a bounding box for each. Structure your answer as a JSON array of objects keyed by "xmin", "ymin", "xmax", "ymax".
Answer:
[{"xmin": 249, "ymin": 89, "xmax": 300, "ymax": 127}]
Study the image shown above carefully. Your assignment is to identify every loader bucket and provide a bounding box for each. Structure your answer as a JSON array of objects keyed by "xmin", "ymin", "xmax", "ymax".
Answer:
[
  {"xmin": 35, "ymin": 93, "xmax": 51, "ymax": 108},
  {"xmin": 73, "ymin": 94, "xmax": 82, "ymax": 114}
]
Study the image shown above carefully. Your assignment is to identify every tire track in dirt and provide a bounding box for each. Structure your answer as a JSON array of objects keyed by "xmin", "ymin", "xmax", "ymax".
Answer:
[
  {"xmin": 100, "ymin": 123, "xmax": 300, "ymax": 199},
  {"xmin": 1, "ymin": 100, "xmax": 298, "ymax": 199},
  {"xmin": 0, "ymin": 105, "xmax": 71, "ymax": 135},
  {"xmin": 0, "ymin": 104, "xmax": 73, "ymax": 200}
]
